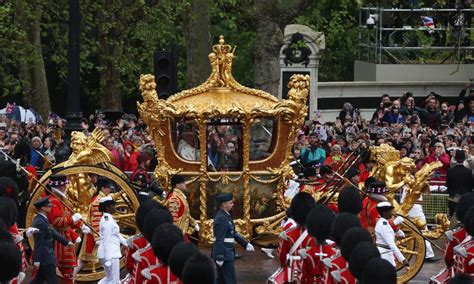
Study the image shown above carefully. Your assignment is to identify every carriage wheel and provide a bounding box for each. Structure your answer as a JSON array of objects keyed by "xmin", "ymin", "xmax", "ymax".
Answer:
[
  {"xmin": 394, "ymin": 215, "xmax": 426, "ymax": 283},
  {"xmin": 26, "ymin": 164, "xmax": 140, "ymax": 282}
]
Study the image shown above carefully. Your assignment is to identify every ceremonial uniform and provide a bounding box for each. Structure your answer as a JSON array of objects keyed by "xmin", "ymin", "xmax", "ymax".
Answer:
[
  {"xmin": 97, "ymin": 199, "xmax": 127, "ymax": 284},
  {"xmin": 324, "ymin": 251, "xmax": 355, "ymax": 284},
  {"xmin": 132, "ymin": 244, "xmax": 158, "ymax": 284},
  {"xmin": 81, "ymin": 190, "xmax": 106, "ymax": 263},
  {"xmin": 453, "ymin": 236, "xmax": 474, "ymax": 278},
  {"xmin": 445, "ymin": 227, "xmax": 467, "ymax": 267},
  {"xmin": 361, "ymin": 196, "xmax": 380, "ymax": 229},
  {"xmin": 125, "ymin": 233, "xmax": 147, "ymax": 275},
  {"xmin": 375, "ymin": 216, "xmax": 406, "ymax": 267},
  {"xmin": 10, "ymin": 231, "xmax": 27, "ymax": 284},
  {"xmin": 31, "ymin": 198, "xmax": 71, "ymax": 284},
  {"xmin": 141, "ymin": 263, "xmax": 180, "ymax": 284},
  {"xmin": 301, "ymin": 242, "xmax": 337, "ymax": 284},
  {"xmin": 48, "ymin": 191, "xmax": 81, "ymax": 283},
  {"xmin": 212, "ymin": 207, "xmax": 250, "ymax": 284},
  {"xmin": 165, "ymin": 188, "xmax": 196, "ymax": 236},
  {"xmin": 278, "ymin": 226, "xmax": 313, "ymax": 283}
]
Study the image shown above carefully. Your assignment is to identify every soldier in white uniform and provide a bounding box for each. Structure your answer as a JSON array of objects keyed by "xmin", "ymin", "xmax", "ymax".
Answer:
[
  {"xmin": 375, "ymin": 202, "xmax": 409, "ymax": 267},
  {"xmin": 97, "ymin": 196, "xmax": 127, "ymax": 284}
]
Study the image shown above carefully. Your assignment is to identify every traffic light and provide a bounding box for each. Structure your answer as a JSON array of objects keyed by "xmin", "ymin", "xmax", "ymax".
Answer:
[{"xmin": 154, "ymin": 50, "xmax": 177, "ymax": 100}]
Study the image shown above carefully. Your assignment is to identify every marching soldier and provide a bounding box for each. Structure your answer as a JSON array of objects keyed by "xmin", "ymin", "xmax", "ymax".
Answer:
[
  {"xmin": 47, "ymin": 174, "xmax": 88, "ymax": 284},
  {"xmin": 278, "ymin": 192, "xmax": 315, "ymax": 283},
  {"xmin": 97, "ymin": 196, "xmax": 128, "ymax": 284},
  {"xmin": 0, "ymin": 227, "xmax": 22, "ymax": 283},
  {"xmin": 31, "ymin": 197, "xmax": 73, "ymax": 284},
  {"xmin": 360, "ymin": 180, "xmax": 388, "ymax": 231},
  {"xmin": 374, "ymin": 202, "xmax": 408, "ymax": 267},
  {"xmin": 300, "ymin": 205, "xmax": 336, "ymax": 284},
  {"xmin": 337, "ymin": 186, "xmax": 362, "ymax": 216},
  {"xmin": 165, "ymin": 175, "xmax": 199, "ymax": 239},
  {"xmin": 212, "ymin": 193, "xmax": 254, "ymax": 284},
  {"xmin": 453, "ymin": 206, "xmax": 474, "ymax": 278}
]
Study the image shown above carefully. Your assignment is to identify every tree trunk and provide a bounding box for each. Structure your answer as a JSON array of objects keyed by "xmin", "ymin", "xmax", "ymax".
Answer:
[
  {"xmin": 97, "ymin": 1, "xmax": 122, "ymax": 111},
  {"xmin": 184, "ymin": 0, "xmax": 211, "ymax": 88},
  {"xmin": 252, "ymin": 0, "xmax": 310, "ymax": 96},
  {"xmin": 15, "ymin": 1, "xmax": 51, "ymax": 120}
]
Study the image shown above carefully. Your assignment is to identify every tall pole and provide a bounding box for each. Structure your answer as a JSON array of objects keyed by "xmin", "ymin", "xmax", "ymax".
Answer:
[{"xmin": 56, "ymin": 0, "xmax": 82, "ymax": 163}]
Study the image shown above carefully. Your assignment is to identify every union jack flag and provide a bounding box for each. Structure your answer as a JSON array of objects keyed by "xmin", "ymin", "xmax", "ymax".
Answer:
[{"xmin": 422, "ymin": 16, "xmax": 435, "ymax": 33}]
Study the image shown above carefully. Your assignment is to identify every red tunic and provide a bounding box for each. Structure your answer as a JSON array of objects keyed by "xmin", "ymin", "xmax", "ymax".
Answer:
[
  {"xmin": 133, "ymin": 245, "xmax": 158, "ymax": 284},
  {"xmin": 9, "ymin": 227, "xmax": 27, "ymax": 284},
  {"xmin": 48, "ymin": 194, "xmax": 80, "ymax": 268},
  {"xmin": 83, "ymin": 192, "xmax": 105, "ymax": 256},
  {"xmin": 126, "ymin": 234, "xmax": 148, "ymax": 277},
  {"xmin": 301, "ymin": 242, "xmax": 337, "ymax": 284},
  {"xmin": 278, "ymin": 226, "xmax": 313, "ymax": 283},
  {"xmin": 445, "ymin": 227, "xmax": 467, "ymax": 268},
  {"xmin": 453, "ymin": 237, "xmax": 474, "ymax": 278},
  {"xmin": 361, "ymin": 197, "xmax": 379, "ymax": 230},
  {"xmin": 142, "ymin": 262, "xmax": 181, "ymax": 284},
  {"xmin": 324, "ymin": 252, "xmax": 356, "ymax": 284}
]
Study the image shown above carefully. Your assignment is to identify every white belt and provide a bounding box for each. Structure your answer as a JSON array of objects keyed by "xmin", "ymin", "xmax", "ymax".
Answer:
[
  {"xmin": 213, "ymin": 238, "xmax": 235, "ymax": 243},
  {"xmin": 287, "ymin": 255, "xmax": 301, "ymax": 260}
]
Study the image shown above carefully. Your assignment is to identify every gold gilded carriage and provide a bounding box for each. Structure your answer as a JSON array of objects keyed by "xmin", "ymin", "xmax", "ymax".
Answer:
[{"xmin": 138, "ymin": 36, "xmax": 310, "ymax": 245}]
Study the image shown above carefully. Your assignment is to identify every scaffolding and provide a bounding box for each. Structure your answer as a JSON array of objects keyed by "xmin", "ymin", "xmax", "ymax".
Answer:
[{"xmin": 358, "ymin": 7, "xmax": 474, "ymax": 64}]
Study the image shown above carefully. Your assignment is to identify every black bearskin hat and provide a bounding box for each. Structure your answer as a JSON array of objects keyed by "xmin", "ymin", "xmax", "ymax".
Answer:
[
  {"xmin": 457, "ymin": 193, "xmax": 474, "ymax": 224},
  {"xmin": 0, "ymin": 177, "xmax": 19, "ymax": 202},
  {"xmin": 348, "ymin": 242, "xmax": 381, "ymax": 280},
  {"xmin": 135, "ymin": 199, "xmax": 165, "ymax": 234},
  {"xmin": 0, "ymin": 242, "xmax": 21, "ymax": 282},
  {"xmin": 0, "ymin": 227, "xmax": 13, "ymax": 243},
  {"xmin": 361, "ymin": 257, "xmax": 396, "ymax": 284},
  {"xmin": 182, "ymin": 252, "xmax": 217, "ymax": 284},
  {"xmin": 340, "ymin": 227, "xmax": 372, "ymax": 261},
  {"xmin": 306, "ymin": 205, "xmax": 335, "ymax": 243},
  {"xmin": 151, "ymin": 223, "xmax": 184, "ymax": 264},
  {"xmin": 290, "ymin": 192, "xmax": 315, "ymax": 226},
  {"xmin": 338, "ymin": 186, "xmax": 362, "ymax": 215},
  {"xmin": 0, "ymin": 197, "xmax": 14, "ymax": 227},
  {"xmin": 143, "ymin": 208, "xmax": 173, "ymax": 242},
  {"xmin": 169, "ymin": 242, "xmax": 199, "ymax": 279},
  {"xmin": 464, "ymin": 207, "xmax": 474, "ymax": 237},
  {"xmin": 449, "ymin": 273, "xmax": 474, "ymax": 284},
  {"xmin": 331, "ymin": 212, "xmax": 361, "ymax": 247}
]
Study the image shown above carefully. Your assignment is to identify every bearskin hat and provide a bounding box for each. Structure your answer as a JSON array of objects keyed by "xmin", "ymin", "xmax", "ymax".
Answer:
[
  {"xmin": 0, "ymin": 197, "xmax": 14, "ymax": 227},
  {"xmin": 182, "ymin": 252, "xmax": 216, "ymax": 284},
  {"xmin": 464, "ymin": 207, "xmax": 474, "ymax": 237},
  {"xmin": 449, "ymin": 273, "xmax": 474, "ymax": 284},
  {"xmin": 331, "ymin": 212, "xmax": 361, "ymax": 247},
  {"xmin": 0, "ymin": 242, "xmax": 21, "ymax": 282},
  {"xmin": 0, "ymin": 228, "xmax": 13, "ymax": 243},
  {"xmin": 456, "ymin": 193, "xmax": 474, "ymax": 224},
  {"xmin": 348, "ymin": 242, "xmax": 381, "ymax": 280},
  {"xmin": 306, "ymin": 205, "xmax": 335, "ymax": 243},
  {"xmin": 0, "ymin": 177, "xmax": 19, "ymax": 202},
  {"xmin": 143, "ymin": 208, "xmax": 173, "ymax": 242},
  {"xmin": 361, "ymin": 257, "xmax": 396, "ymax": 284},
  {"xmin": 135, "ymin": 200, "xmax": 165, "ymax": 233},
  {"xmin": 151, "ymin": 223, "xmax": 184, "ymax": 264},
  {"xmin": 290, "ymin": 192, "xmax": 315, "ymax": 226},
  {"xmin": 338, "ymin": 186, "xmax": 362, "ymax": 215},
  {"xmin": 169, "ymin": 242, "xmax": 199, "ymax": 279},
  {"xmin": 340, "ymin": 227, "xmax": 373, "ymax": 261}
]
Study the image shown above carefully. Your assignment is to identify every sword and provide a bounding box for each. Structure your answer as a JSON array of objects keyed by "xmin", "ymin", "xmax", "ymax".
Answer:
[{"xmin": 0, "ymin": 149, "xmax": 99, "ymax": 237}]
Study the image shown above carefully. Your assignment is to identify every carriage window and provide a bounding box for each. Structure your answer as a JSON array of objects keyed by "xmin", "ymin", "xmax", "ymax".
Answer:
[
  {"xmin": 174, "ymin": 122, "xmax": 200, "ymax": 162},
  {"xmin": 207, "ymin": 122, "xmax": 243, "ymax": 171},
  {"xmin": 250, "ymin": 118, "xmax": 275, "ymax": 161}
]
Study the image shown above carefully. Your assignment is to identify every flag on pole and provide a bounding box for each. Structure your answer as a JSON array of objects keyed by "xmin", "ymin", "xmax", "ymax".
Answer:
[{"xmin": 422, "ymin": 16, "xmax": 435, "ymax": 33}]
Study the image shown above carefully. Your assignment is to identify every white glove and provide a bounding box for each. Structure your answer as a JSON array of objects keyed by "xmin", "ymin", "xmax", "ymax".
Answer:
[
  {"xmin": 96, "ymin": 240, "xmax": 102, "ymax": 246},
  {"xmin": 246, "ymin": 243, "xmax": 255, "ymax": 251},
  {"xmin": 72, "ymin": 213, "xmax": 82, "ymax": 223},
  {"xmin": 67, "ymin": 242, "xmax": 74, "ymax": 247},
  {"xmin": 26, "ymin": 227, "xmax": 40, "ymax": 237},
  {"xmin": 393, "ymin": 216, "xmax": 405, "ymax": 226},
  {"xmin": 396, "ymin": 230, "xmax": 406, "ymax": 238},
  {"xmin": 33, "ymin": 262, "xmax": 40, "ymax": 268},
  {"xmin": 81, "ymin": 225, "xmax": 91, "ymax": 234},
  {"xmin": 104, "ymin": 260, "xmax": 112, "ymax": 267},
  {"xmin": 195, "ymin": 224, "xmax": 200, "ymax": 232},
  {"xmin": 215, "ymin": 260, "xmax": 223, "ymax": 267},
  {"xmin": 75, "ymin": 237, "xmax": 82, "ymax": 243}
]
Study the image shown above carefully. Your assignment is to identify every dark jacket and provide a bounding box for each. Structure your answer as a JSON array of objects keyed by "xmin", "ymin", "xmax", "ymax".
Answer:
[
  {"xmin": 446, "ymin": 164, "xmax": 474, "ymax": 197},
  {"xmin": 211, "ymin": 208, "xmax": 248, "ymax": 262},
  {"xmin": 32, "ymin": 213, "xmax": 69, "ymax": 265}
]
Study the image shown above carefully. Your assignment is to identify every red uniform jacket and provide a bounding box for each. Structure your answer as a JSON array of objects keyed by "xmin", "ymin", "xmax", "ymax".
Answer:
[
  {"xmin": 83, "ymin": 192, "xmax": 105, "ymax": 257},
  {"xmin": 361, "ymin": 197, "xmax": 379, "ymax": 230},
  {"xmin": 126, "ymin": 234, "xmax": 148, "ymax": 278},
  {"xmin": 324, "ymin": 252, "xmax": 356, "ymax": 284},
  {"xmin": 142, "ymin": 262, "xmax": 181, "ymax": 284},
  {"xmin": 445, "ymin": 227, "xmax": 467, "ymax": 267},
  {"xmin": 278, "ymin": 226, "xmax": 313, "ymax": 282},
  {"xmin": 133, "ymin": 245, "xmax": 158, "ymax": 284},
  {"xmin": 453, "ymin": 237, "xmax": 474, "ymax": 278},
  {"xmin": 48, "ymin": 194, "xmax": 80, "ymax": 268},
  {"xmin": 301, "ymin": 241, "xmax": 337, "ymax": 284}
]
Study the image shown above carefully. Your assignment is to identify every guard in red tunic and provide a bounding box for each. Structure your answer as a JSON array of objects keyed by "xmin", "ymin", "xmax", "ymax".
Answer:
[
  {"xmin": 300, "ymin": 205, "xmax": 336, "ymax": 284},
  {"xmin": 324, "ymin": 213, "xmax": 361, "ymax": 284},
  {"xmin": 360, "ymin": 180, "xmax": 388, "ymax": 231},
  {"xmin": 453, "ymin": 207, "xmax": 474, "ymax": 279},
  {"xmin": 47, "ymin": 174, "xmax": 86, "ymax": 284},
  {"xmin": 278, "ymin": 192, "xmax": 315, "ymax": 283},
  {"xmin": 337, "ymin": 186, "xmax": 362, "ymax": 216},
  {"xmin": 133, "ymin": 208, "xmax": 173, "ymax": 284},
  {"xmin": 141, "ymin": 224, "xmax": 183, "ymax": 284},
  {"xmin": 300, "ymin": 166, "xmax": 339, "ymax": 213}
]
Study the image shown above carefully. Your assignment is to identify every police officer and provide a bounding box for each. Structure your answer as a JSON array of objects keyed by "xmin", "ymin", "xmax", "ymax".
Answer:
[
  {"xmin": 31, "ymin": 197, "xmax": 73, "ymax": 284},
  {"xmin": 97, "ymin": 196, "xmax": 127, "ymax": 284},
  {"xmin": 212, "ymin": 193, "xmax": 254, "ymax": 284}
]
